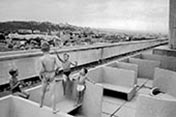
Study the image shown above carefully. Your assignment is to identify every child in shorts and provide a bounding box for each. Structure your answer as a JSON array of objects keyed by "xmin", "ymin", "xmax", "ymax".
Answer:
[
  {"xmin": 72, "ymin": 68, "xmax": 95, "ymax": 106},
  {"xmin": 56, "ymin": 53, "xmax": 78, "ymax": 95},
  {"xmin": 9, "ymin": 68, "xmax": 30, "ymax": 99}
]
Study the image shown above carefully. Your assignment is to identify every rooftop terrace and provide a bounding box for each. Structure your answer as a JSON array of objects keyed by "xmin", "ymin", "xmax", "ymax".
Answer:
[{"xmin": 1, "ymin": 40, "xmax": 176, "ymax": 117}]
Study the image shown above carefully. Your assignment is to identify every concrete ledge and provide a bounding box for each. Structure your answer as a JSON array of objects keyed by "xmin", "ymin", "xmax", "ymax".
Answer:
[
  {"xmin": 0, "ymin": 95, "xmax": 73, "ymax": 117},
  {"xmin": 136, "ymin": 94, "xmax": 176, "ymax": 117},
  {"xmin": 153, "ymin": 68, "xmax": 176, "ymax": 98},
  {"xmin": 0, "ymin": 39, "xmax": 167, "ymax": 85},
  {"xmin": 153, "ymin": 45, "xmax": 176, "ymax": 57}
]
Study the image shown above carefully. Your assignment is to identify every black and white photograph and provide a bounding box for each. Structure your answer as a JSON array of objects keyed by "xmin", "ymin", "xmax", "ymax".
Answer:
[{"xmin": 0, "ymin": 0, "xmax": 174, "ymax": 117}]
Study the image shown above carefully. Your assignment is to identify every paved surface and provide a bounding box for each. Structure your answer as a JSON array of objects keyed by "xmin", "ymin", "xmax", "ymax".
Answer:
[{"xmin": 101, "ymin": 80, "xmax": 152, "ymax": 117}]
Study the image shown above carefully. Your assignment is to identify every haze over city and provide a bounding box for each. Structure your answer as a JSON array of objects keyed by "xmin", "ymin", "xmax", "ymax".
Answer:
[{"xmin": 0, "ymin": 0, "xmax": 169, "ymax": 33}]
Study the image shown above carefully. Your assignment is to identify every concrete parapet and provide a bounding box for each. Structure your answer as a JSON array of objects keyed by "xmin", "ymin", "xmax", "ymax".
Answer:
[
  {"xmin": 135, "ymin": 94, "xmax": 176, "ymax": 117},
  {"xmin": 0, "ymin": 95, "xmax": 73, "ymax": 117}
]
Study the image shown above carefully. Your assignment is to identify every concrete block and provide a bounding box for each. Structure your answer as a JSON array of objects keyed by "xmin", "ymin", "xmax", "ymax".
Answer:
[
  {"xmin": 105, "ymin": 61, "xmax": 138, "ymax": 84},
  {"xmin": 87, "ymin": 66, "xmax": 137, "ymax": 101},
  {"xmin": 103, "ymin": 67, "xmax": 136, "ymax": 88},
  {"xmin": 134, "ymin": 53, "xmax": 176, "ymax": 71},
  {"xmin": 124, "ymin": 94, "xmax": 138, "ymax": 109},
  {"xmin": 103, "ymin": 96, "xmax": 126, "ymax": 106},
  {"xmin": 129, "ymin": 58, "xmax": 160, "ymax": 80},
  {"xmin": 102, "ymin": 101, "xmax": 120, "ymax": 115},
  {"xmin": 0, "ymin": 95, "xmax": 73, "ymax": 117},
  {"xmin": 153, "ymin": 68, "xmax": 176, "ymax": 98},
  {"xmin": 114, "ymin": 106, "xmax": 136, "ymax": 117},
  {"xmin": 135, "ymin": 94, "xmax": 176, "ymax": 117},
  {"xmin": 82, "ymin": 81, "xmax": 103, "ymax": 117}
]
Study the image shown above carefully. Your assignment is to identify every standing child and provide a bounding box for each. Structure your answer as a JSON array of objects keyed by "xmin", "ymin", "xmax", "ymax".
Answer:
[
  {"xmin": 56, "ymin": 53, "xmax": 78, "ymax": 95},
  {"xmin": 72, "ymin": 68, "xmax": 95, "ymax": 106},
  {"xmin": 9, "ymin": 68, "xmax": 30, "ymax": 99},
  {"xmin": 38, "ymin": 42, "xmax": 61, "ymax": 114}
]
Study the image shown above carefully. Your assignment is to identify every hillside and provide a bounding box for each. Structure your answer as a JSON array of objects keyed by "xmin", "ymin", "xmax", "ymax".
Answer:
[{"xmin": 0, "ymin": 21, "xmax": 79, "ymax": 33}]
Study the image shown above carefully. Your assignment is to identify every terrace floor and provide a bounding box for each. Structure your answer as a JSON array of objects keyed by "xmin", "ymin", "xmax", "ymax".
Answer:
[{"xmin": 101, "ymin": 83, "xmax": 152, "ymax": 117}]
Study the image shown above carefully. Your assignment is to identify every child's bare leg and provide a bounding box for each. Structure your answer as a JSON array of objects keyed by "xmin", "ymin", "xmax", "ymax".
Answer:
[
  {"xmin": 62, "ymin": 74, "xmax": 67, "ymax": 95},
  {"xmin": 40, "ymin": 83, "xmax": 47, "ymax": 108},
  {"xmin": 51, "ymin": 94, "xmax": 56, "ymax": 113},
  {"xmin": 22, "ymin": 91, "xmax": 30, "ymax": 99},
  {"xmin": 80, "ymin": 91, "xmax": 84, "ymax": 104},
  {"xmin": 13, "ymin": 92, "xmax": 28, "ymax": 99},
  {"xmin": 75, "ymin": 91, "xmax": 82, "ymax": 106},
  {"xmin": 50, "ymin": 81, "xmax": 57, "ymax": 114}
]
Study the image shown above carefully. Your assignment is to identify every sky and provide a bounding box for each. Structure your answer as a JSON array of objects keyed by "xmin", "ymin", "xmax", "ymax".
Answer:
[{"xmin": 0, "ymin": 0, "xmax": 169, "ymax": 33}]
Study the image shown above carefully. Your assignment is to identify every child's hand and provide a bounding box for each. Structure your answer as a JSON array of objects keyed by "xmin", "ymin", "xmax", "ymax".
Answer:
[{"xmin": 74, "ymin": 61, "xmax": 78, "ymax": 66}]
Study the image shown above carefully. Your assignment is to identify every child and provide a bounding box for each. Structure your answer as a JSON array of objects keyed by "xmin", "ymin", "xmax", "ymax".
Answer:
[
  {"xmin": 39, "ymin": 42, "xmax": 61, "ymax": 114},
  {"xmin": 9, "ymin": 68, "xmax": 30, "ymax": 99},
  {"xmin": 56, "ymin": 53, "xmax": 77, "ymax": 95},
  {"xmin": 72, "ymin": 68, "xmax": 95, "ymax": 106}
]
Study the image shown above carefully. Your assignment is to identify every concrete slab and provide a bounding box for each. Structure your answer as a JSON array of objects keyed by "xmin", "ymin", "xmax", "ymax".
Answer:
[
  {"xmin": 103, "ymin": 96, "xmax": 126, "ymax": 106},
  {"xmin": 123, "ymin": 94, "xmax": 139, "ymax": 109},
  {"xmin": 102, "ymin": 101, "xmax": 120, "ymax": 115},
  {"xmin": 137, "ymin": 87, "xmax": 151, "ymax": 95},
  {"xmin": 114, "ymin": 106, "xmax": 136, "ymax": 117},
  {"xmin": 129, "ymin": 58, "xmax": 160, "ymax": 80},
  {"xmin": 137, "ymin": 78, "xmax": 148, "ymax": 88},
  {"xmin": 56, "ymin": 99, "xmax": 81, "ymax": 113},
  {"xmin": 153, "ymin": 45, "xmax": 176, "ymax": 57},
  {"xmin": 101, "ymin": 113, "xmax": 111, "ymax": 117},
  {"xmin": 135, "ymin": 94, "xmax": 176, "ymax": 117},
  {"xmin": 154, "ymin": 68, "xmax": 176, "ymax": 98},
  {"xmin": 144, "ymin": 80, "xmax": 153, "ymax": 88}
]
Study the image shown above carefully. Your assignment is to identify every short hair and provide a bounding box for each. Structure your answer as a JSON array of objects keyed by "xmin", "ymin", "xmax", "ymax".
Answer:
[
  {"xmin": 41, "ymin": 41, "xmax": 50, "ymax": 52},
  {"xmin": 83, "ymin": 68, "xmax": 88, "ymax": 74},
  {"xmin": 63, "ymin": 53, "xmax": 69, "ymax": 57},
  {"xmin": 9, "ymin": 68, "xmax": 18, "ymax": 76}
]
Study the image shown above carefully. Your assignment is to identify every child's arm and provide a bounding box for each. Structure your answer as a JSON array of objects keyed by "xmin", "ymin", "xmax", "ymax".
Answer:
[
  {"xmin": 55, "ymin": 51, "xmax": 64, "ymax": 63},
  {"xmin": 70, "ymin": 61, "xmax": 78, "ymax": 67},
  {"xmin": 9, "ymin": 80, "xmax": 20, "ymax": 90},
  {"xmin": 86, "ymin": 77, "xmax": 96, "ymax": 84},
  {"xmin": 71, "ymin": 74, "xmax": 79, "ymax": 81}
]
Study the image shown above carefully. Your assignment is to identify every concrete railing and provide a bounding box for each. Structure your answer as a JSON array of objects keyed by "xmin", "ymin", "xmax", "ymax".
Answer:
[{"xmin": 0, "ymin": 39, "xmax": 167, "ymax": 85}]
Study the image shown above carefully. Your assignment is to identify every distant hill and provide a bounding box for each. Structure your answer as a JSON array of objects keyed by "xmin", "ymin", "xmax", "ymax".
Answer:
[{"xmin": 0, "ymin": 21, "xmax": 79, "ymax": 33}]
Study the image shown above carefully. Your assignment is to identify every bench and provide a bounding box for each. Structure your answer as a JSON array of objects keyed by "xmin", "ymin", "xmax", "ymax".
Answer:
[
  {"xmin": 87, "ymin": 66, "xmax": 137, "ymax": 101},
  {"xmin": 105, "ymin": 61, "xmax": 138, "ymax": 84}
]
